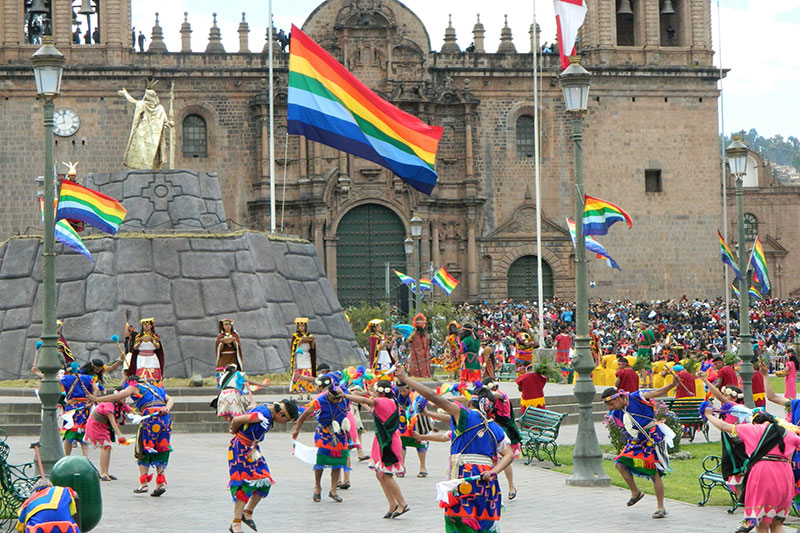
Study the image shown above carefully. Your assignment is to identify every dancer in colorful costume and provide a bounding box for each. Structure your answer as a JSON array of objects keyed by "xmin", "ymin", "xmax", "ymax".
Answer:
[
  {"xmin": 602, "ymin": 381, "xmax": 676, "ymax": 519},
  {"xmin": 343, "ymin": 380, "xmax": 409, "ymax": 519},
  {"xmin": 516, "ymin": 363, "xmax": 547, "ymax": 413},
  {"xmin": 60, "ymin": 362, "xmax": 99, "ymax": 457},
  {"xmin": 397, "ymin": 382, "xmax": 430, "ymax": 477},
  {"xmin": 290, "ymin": 317, "xmax": 317, "ymax": 399},
  {"xmin": 395, "ymin": 366, "xmax": 513, "ymax": 532},
  {"xmin": 214, "ymin": 364, "xmax": 265, "ymax": 420},
  {"xmin": 228, "ymin": 399, "xmax": 299, "ymax": 533},
  {"xmin": 90, "ymin": 375, "xmax": 174, "ymax": 497},
  {"xmin": 635, "ymin": 321, "xmax": 655, "ymax": 388},
  {"xmin": 484, "ymin": 377, "xmax": 520, "ymax": 499},
  {"xmin": 459, "ymin": 324, "xmax": 482, "ymax": 384},
  {"xmin": 364, "ymin": 319, "xmax": 391, "ymax": 372},
  {"xmin": 514, "ymin": 332, "xmax": 534, "ymax": 376},
  {"xmin": 442, "ymin": 322, "xmax": 464, "ymax": 379},
  {"xmin": 85, "ymin": 396, "xmax": 131, "ymax": 481},
  {"xmin": 56, "ymin": 319, "xmax": 74, "ymax": 365},
  {"xmin": 15, "ymin": 479, "xmax": 79, "ymax": 533},
  {"xmin": 292, "ymin": 375, "xmax": 351, "ymax": 503},
  {"xmin": 126, "ymin": 318, "xmax": 165, "ymax": 384},
  {"xmin": 408, "ymin": 313, "xmax": 431, "ymax": 378},
  {"xmin": 216, "ymin": 318, "xmax": 243, "ymax": 370}
]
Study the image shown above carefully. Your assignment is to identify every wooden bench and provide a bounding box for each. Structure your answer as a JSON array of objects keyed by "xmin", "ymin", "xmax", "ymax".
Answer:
[
  {"xmin": 661, "ymin": 398, "xmax": 709, "ymax": 442},
  {"xmin": 0, "ymin": 430, "xmax": 40, "ymax": 532},
  {"xmin": 697, "ymin": 455, "xmax": 739, "ymax": 513},
  {"xmin": 517, "ymin": 407, "xmax": 567, "ymax": 466},
  {"xmin": 495, "ymin": 363, "xmax": 517, "ymax": 381}
]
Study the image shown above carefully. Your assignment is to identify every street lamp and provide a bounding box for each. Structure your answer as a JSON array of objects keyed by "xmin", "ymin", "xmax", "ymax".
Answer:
[
  {"xmin": 404, "ymin": 237, "xmax": 414, "ymax": 317},
  {"xmin": 560, "ymin": 56, "xmax": 609, "ymax": 488},
  {"xmin": 32, "ymin": 36, "xmax": 66, "ymax": 475},
  {"xmin": 410, "ymin": 216, "xmax": 423, "ymax": 313},
  {"xmin": 726, "ymin": 134, "xmax": 755, "ymax": 408}
]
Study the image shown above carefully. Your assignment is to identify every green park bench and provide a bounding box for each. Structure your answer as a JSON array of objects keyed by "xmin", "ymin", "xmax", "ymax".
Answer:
[
  {"xmin": 495, "ymin": 363, "xmax": 516, "ymax": 381},
  {"xmin": 697, "ymin": 455, "xmax": 739, "ymax": 514},
  {"xmin": 661, "ymin": 397, "xmax": 709, "ymax": 442},
  {"xmin": 517, "ymin": 407, "xmax": 567, "ymax": 466},
  {"xmin": 0, "ymin": 430, "xmax": 40, "ymax": 533}
]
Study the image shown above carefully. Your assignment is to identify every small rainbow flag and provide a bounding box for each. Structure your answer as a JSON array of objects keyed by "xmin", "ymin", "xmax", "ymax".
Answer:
[
  {"xmin": 40, "ymin": 198, "xmax": 93, "ymax": 261},
  {"xmin": 418, "ymin": 278, "xmax": 432, "ymax": 292},
  {"xmin": 56, "ymin": 180, "xmax": 126, "ymax": 235},
  {"xmin": 731, "ymin": 283, "xmax": 739, "ymax": 298},
  {"xmin": 392, "ymin": 269, "xmax": 416, "ymax": 288},
  {"xmin": 567, "ymin": 219, "xmax": 621, "ymax": 270},
  {"xmin": 749, "ymin": 285, "xmax": 763, "ymax": 302},
  {"xmin": 749, "ymin": 236, "xmax": 770, "ymax": 294},
  {"xmin": 582, "ymin": 195, "xmax": 633, "ymax": 236},
  {"xmin": 287, "ymin": 25, "xmax": 443, "ymax": 195},
  {"xmin": 432, "ymin": 267, "xmax": 459, "ymax": 296},
  {"xmin": 718, "ymin": 230, "xmax": 743, "ymax": 281}
]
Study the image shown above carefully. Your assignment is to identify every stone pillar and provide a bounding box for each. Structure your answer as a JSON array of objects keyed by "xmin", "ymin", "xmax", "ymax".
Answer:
[
  {"xmin": 325, "ymin": 238, "xmax": 338, "ymax": 288},
  {"xmin": 441, "ymin": 14, "xmax": 460, "ymax": 54},
  {"xmin": 259, "ymin": 79, "xmax": 269, "ymax": 183},
  {"xmin": 314, "ymin": 219, "xmax": 325, "ymax": 259},
  {"xmin": 421, "ymin": 222, "xmax": 431, "ymax": 266},
  {"xmin": 180, "ymin": 12, "xmax": 192, "ymax": 52},
  {"xmin": 205, "ymin": 13, "xmax": 225, "ymax": 53},
  {"xmin": 530, "ymin": 23, "xmax": 541, "ymax": 53},
  {"xmin": 147, "ymin": 13, "xmax": 167, "ymax": 52},
  {"xmin": 299, "ymin": 138, "xmax": 308, "ymax": 179},
  {"xmin": 238, "ymin": 13, "xmax": 249, "ymax": 53},
  {"xmin": 312, "ymin": 142, "xmax": 322, "ymax": 176},
  {"xmin": 431, "ymin": 223, "xmax": 441, "ymax": 268},
  {"xmin": 465, "ymin": 123, "xmax": 474, "ymax": 179},
  {"xmin": 497, "ymin": 15, "xmax": 516, "ymax": 53},
  {"xmin": 472, "ymin": 15, "xmax": 485, "ymax": 53},
  {"xmin": 467, "ymin": 219, "xmax": 479, "ymax": 299}
]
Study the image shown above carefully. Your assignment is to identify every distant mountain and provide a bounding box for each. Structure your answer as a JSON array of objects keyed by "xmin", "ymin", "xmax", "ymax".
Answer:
[{"xmin": 722, "ymin": 129, "xmax": 800, "ymax": 171}]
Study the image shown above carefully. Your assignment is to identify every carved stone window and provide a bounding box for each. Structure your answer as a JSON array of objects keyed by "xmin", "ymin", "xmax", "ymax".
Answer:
[
  {"xmin": 743, "ymin": 213, "xmax": 758, "ymax": 243},
  {"xmin": 182, "ymin": 114, "xmax": 207, "ymax": 158},
  {"xmin": 516, "ymin": 115, "xmax": 536, "ymax": 158}
]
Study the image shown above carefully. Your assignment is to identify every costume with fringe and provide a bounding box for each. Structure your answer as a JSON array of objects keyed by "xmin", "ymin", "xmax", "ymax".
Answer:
[
  {"xmin": 59, "ymin": 373, "xmax": 94, "ymax": 444},
  {"xmin": 369, "ymin": 397, "xmax": 405, "ymax": 476},
  {"xmin": 399, "ymin": 392, "xmax": 431, "ymax": 451},
  {"xmin": 127, "ymin": 332, "xmax": 165, "ymax": 384},
  {"xmin": 290, "ymin": 331, "xmax": 316, "ymax": 394},
  {"xmin": 214, "ymin": 368, "xmax": 253, "ymax": 419},
  {"xmin": 611, "ymin": 391, "xmax": 669, "ymax": 480},
  {"xmin": 215, "ymin": 330, "xmax": 243, "ymax": 371},
  {"xmin": 15, "ymin": 486, "xmax": 79, "ymax": 533},
  {"xmin": 310, "ymin": 393, "xmax": 351, "ymax": 470},
  {"xmin": 443, "ymin": 406, "xmax": 509, "ymax": 533},
  {"xmin": 491, "ymin": 391, "xmax": 522, "ymax": 457},
  {"xmin": 228, "ymin": 404, "xmax": 275, "ymax": 503},
  {"xmin": 442, "ymin": 333, "xmax": 464, "ymax": 374},
  {"xmin": 131, "ymin": 380, "xmax": 172, "ymax": 468}
]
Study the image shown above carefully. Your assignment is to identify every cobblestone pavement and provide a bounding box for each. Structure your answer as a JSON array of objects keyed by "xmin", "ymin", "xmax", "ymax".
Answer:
[{"xmin": 6, "ymin": 428, "xmax": 749, "ymax": 533}]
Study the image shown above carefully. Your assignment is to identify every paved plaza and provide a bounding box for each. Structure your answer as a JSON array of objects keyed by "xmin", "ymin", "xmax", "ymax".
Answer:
[{"xmin": 6, "ymin": 426, "xmax": 751, "ymax": 533}]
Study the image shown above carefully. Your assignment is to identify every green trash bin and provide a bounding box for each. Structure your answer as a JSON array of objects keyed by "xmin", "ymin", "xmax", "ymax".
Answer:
[{"xmin": 51, "ymin": 455, "xmax": 102, "ymax": 532}]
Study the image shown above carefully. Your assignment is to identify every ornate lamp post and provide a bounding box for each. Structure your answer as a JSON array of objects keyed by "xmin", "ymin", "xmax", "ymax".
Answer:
[
  {"xmin": 561, "ymin": 56, "xmax": 609, "ymax": 487},
  {"xmin": 404, "ymin": 237, "xmax": 414, "ymax": 316},
  {"xmin": 726, "ymin": 135, "xmax": 755, "ymax": 408},
  {"xmin": 410, "ymin": 216, "xmax": 423, "ymax": 313},
  {"xmin": 31, "ymin": 36, "xmax": 66, "ymax": 474}
]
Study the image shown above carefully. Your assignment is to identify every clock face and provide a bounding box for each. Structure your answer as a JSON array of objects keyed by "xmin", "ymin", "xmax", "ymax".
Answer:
[{"xmin": 54, "ymin": 108, "xmax": 80, "ymax": 137}]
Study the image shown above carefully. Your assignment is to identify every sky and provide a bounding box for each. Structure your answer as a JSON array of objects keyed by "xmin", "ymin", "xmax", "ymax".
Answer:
[{"xmin": 131, "ymin": 0, "xmax": 799, "ymax": 139}]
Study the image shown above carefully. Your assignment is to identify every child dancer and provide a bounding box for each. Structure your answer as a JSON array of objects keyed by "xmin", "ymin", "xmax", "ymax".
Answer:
[{"xmin": 85, "ymin": 395, "xmax": 131, "ymax": 481}]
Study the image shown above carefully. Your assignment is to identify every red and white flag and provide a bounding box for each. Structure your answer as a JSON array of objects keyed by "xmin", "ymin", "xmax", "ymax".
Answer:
[{"xmin": 554, "ymin": 0, "xmax": 588, "ymax": 69}]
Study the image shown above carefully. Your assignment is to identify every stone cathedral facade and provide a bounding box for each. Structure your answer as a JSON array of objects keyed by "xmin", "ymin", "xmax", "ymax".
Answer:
[{"xmin": 1, "ymin": 0, "xmax": 757, "ymax": 306}]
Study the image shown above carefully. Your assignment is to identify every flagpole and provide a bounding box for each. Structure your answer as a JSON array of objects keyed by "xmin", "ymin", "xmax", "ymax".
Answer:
[
  {"xmin": 268, "ymin": 0, "xmax": 276, "ymax": 234},
  {"xmin": 533, "ymin": 0, "xmax": 545, "ymax": 346},
  {"xmin": 717, "ymin": 0, "xmax": 730, "ymax": 350}
]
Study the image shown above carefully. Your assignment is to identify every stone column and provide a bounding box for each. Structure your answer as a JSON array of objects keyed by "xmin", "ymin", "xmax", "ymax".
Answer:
[
  {"xmin": 314, "ymin": 219, "xmax": 325, "ymax": 259},
  {"xmin": 238, "ymin": 13, "xmax": 249, "ymax": 53},
  {"xmin": 299, "ymin": 138, "xmax": 308, "ymax": 179},
  {"xmin": 325, "ymin": 237, "xmax": 338, "ymax": 288},
  {"xmin": 465, "ymin": 123, "xmax": 474, "ymax": 179},
  {"xmin": 431, "ymin": 222, "xmax": 441, "ymax": 268},
  {"xmin": 180, "ymin": 12, "xmax": 192, "ymax": 52},
  {"xmin": 472, "ymin": 15, "xmax": 485, "ymax": 53},
  {"xmin": 497, "ymin": 15, "xmax": 516, "ymax": 53},
  {"xmin": 148, "ymin": 13, "xmax": 167, "ymax": 52},
  {"xmin": 205, "ymin": 13, "xmax": 225, "ymax": 53},
  {"xmin": 441, "ymin": 14, "xmax": 460, "ymax": 54},
  {"xmin": 467, "ymin": 215, "xmax": 479, "ymax": 299}
]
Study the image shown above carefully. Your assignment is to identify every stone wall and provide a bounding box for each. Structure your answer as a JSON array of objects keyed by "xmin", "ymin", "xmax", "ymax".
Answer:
[{"xmin": 0, "ymin": 231, "xmax": 362, "ymax": 379}]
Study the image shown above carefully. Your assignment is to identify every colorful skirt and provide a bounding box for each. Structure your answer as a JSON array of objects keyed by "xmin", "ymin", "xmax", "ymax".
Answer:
[
  {"xmin": 61, "ymin": 402, "xmax": 89, "ymax": 443},
  {"xmin": 291, "ymin": 368, "xmax": 315, "ymax": 394},
  {"xmin": 228, "ymin": 435, "xmax": 273, "ymax": 503},
  {"xmin": 520, "ymin": 397, "xmax": 545, "ymax": 413},
  {"xmin": 401, "ymin": 435, "xmax": 429, "ymax": 451},
  {"xmin": 135, "ymin": 412, "xmax": 172, "ymax": 468},
  {"xmin": 21, "ymin": 522, "xmax": 80, "ymax": 533},
  {"xmin": 442, "ymin": 462, "xmax": 502, "ymax": 532},
  {"xmin": 369, "ymin": 433, "xmax": 405, "ymax": 476},
  {"xmin": 615, "ymin": 430, "xmax": 669, "ymax": 480},
  {"xmin": 314, "ymin": 426, "xmax": 351, "ymax": 470},
  {"xmin": 217, "ymin": 388, "xmax": 250, "ymax": 418}
]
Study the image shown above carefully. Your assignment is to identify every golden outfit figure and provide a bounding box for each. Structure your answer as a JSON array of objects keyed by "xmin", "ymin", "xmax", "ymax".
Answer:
[{"xmin": 118, "ymin": 80, "xmax": 173, "ymax": 169}]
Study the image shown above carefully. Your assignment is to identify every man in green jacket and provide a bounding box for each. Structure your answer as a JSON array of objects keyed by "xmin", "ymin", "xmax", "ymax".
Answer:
[{"xmin": 460, "ymin": 324, "xmax": 482, "ymax": 383}]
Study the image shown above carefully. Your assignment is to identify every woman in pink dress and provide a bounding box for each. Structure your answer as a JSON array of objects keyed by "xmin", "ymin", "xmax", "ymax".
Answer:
[
  {"xmin": 85, "ymin": 400, "xmax": 131, "ymax": 481},
  {"xmin": 704, "ymin": 408, "xmax": 800, "ymax": 533},
  {"xmin": 343, "ymin": 381, "xmax": 409, "ymax": 519},
  {"xmin": 778, "ymin": 351, "xmax": 799, "ymax": 399}
]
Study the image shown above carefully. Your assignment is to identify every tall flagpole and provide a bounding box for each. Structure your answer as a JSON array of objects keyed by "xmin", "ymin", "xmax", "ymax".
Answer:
[
  {"xmin": 533, "ymin": 0, "xmax": 545, "ymax": 346},
  {"xmin": 717, "ymin": 0, "xmax": 730, "ymax": 349},
  {"xmin": 268, "ymin": 0, "xmax": 276, "ymax": 233}
]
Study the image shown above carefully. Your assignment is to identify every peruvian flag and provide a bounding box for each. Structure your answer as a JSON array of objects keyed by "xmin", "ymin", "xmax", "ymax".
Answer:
[{"xmin": 554, "ymin": 0, "xmax": 588, "ymax": 69}]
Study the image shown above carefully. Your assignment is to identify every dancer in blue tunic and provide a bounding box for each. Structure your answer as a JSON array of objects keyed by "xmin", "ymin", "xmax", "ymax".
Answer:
[{"xmin": 60, "ymin": 361, "xmax": 99, "ymax": 458}]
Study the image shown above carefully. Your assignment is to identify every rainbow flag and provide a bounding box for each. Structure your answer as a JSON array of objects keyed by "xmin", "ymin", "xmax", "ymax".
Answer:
[
  {"xmin": 567, "ymin": 218, "xmax": 621, "ymax": 270},
  {"xmin": 582, "ymin": 195, "xmax": 633, "ymax": 236},
  {"xmin": 56, "ymin": 180, "xmax": 126, "ymax": 235},
  {"xmin": 432, "ymin": 267, "xmax": 459, "ymax": 296},
  {"xmin": 749, "ymin": 237, "xmax": 770, "ymax": 294},
  {"xmin": 287, "ymin": 25, "xmax": 443, "ymax": 195},
  {"xmin": 718, "ymin": 230, "xmax": 743, "ymax": 281},
  {"xmin": 749, "ymin": 285, "xmax": 763, "ymax": 302},
  {"xmin": 392, "ymin": 269, "xmax": 416, "ymax": 288},
  {"xmin": 419, "ymin": 278, "xmax": 432, "ymax": 292},
  {"xmin": 731, "ymin": 284, "xmax": 739, "ymax": 298},
  {"xmin": 40, "ymin": 198, "xmax": 93, "ymax": 261}
]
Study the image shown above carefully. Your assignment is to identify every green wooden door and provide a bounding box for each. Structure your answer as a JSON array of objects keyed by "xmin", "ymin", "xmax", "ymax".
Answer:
[
  {"xmin": 507, "ymin": 255, "xmax": 554, "ymax": 301},
  {"xmin": 336, "ymin": 204, "xmax": 406, "ymax": 307}
]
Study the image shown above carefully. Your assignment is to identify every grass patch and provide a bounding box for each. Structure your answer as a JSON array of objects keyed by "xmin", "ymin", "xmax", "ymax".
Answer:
[
  {"xmin": 770, "ymin": 376, "xmax": 786, "ymax": 394},
  {"xmin": 546, "ymin": 442, "xmax": 736, "ymax": 508}
]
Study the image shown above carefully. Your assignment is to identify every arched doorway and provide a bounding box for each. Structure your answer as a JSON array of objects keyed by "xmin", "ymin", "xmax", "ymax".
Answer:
[
  {"xmin": 507, "ymin": 255, "xmax": 554, "ymax": 301},
  {"xmin": 336, "ymin": 204, "xmax": 407, "ymax": 307}
]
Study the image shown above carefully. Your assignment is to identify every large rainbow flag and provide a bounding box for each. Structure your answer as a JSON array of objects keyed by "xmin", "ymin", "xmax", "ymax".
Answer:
[
  {"xmin": 749, "ymin": 236, "xmax": 770, "ymax": 294},
  {"xmin": 287, "ymin": 25, "xmax": 443, "ymax": 195},
  {"xmin": 56, "ymin": 180, "xmax": 126, "ymax": 235},
  {"xmin": 432, "ymin": 267, "xmax": 459, "ymax": 296},
  {"xmin": 582, "ymin": 195, "xmax": 632, "ymax": 236},
  {"xmin": 718, "ymin": 230, "xmax": 743, "ymax": 281},
  {"xmin": 567, "ymin": 218, "xmax": 620, "ymax": 270},
  {"xmin": 39, "ymin": 198, "xmax": 93, "ymax": 261}
]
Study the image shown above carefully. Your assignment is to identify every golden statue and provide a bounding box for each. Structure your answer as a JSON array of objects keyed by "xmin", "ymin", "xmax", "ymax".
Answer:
[{"xmin": 118, "ymin": 80, "xmax": 174, "ymax": 169}]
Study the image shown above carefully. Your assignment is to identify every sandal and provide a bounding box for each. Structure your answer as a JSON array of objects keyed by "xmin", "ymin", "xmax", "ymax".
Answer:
[
  {"xmin": 417, "ymin": 471, "xmax": 428, "ymax": 478},
  {"xmin": 626, "ymin": 492, "xmax": 644, "ymax": 507},
  {"xmin": 338, "ymin": 481, "xmax": 351, "ymax": 490},
  {"xmin": 133, "ymin": 486, "xmax": 149, "ymax": 494},
  {"xmin": 107, "ymin": 474, "xmax": 118, "ymax": 480},
  {"xmin": 391, "ymin": 504, "xmax": 410, "ymax": 519},
  {"xmin": 151, "ymin": 485, "xmax": 167, "ymax": 497},
  {"xmin": 229, "ymin": 520, "xmax": 243, "ymax": 533},
  {"xmin": 734, "ymin": 523, "xmax": 755, "ymax": 533},
  {"xmin": 328, "ymin": 492, "xmax": 343, "ymax": 503},
  {"xmin": 358, "ymin": 456, "xmax": 370, "ymax": 462},
  {"xmin": 313, "ymin": 491, "xmax": 321, "ymax": 502},
  {"xmin": 241, "ymin": 510, "xmax": 257, "ymax": 532},
  {"xmin": 507, "ymin": 491, "xmax": 517, "ymax": 500},
  {"xmin": 99, "ymin": 475, "xmax": 113, "ymax": 482},
  {"xmin": 383, "ymin": 505, "xmax": 398, "ymax": 519},
  {"xmin": 652, "ymin": 509, "xmax": 667, "ymax": 519}
]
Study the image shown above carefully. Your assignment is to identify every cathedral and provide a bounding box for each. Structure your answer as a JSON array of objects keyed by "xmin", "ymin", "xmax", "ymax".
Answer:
[{"xmin": 2, "ymin": 0, "xmax": 785, "ymax": 305}]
